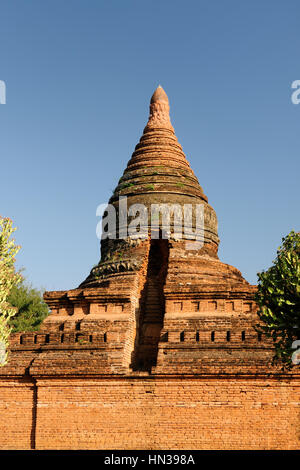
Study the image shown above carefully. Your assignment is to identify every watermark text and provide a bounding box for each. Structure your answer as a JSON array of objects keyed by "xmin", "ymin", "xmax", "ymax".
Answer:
[
  {"xmin": 291, "ymin": 80, "xmax": 300, "ymax": 104},
  {"xmin": 0, "ymin": 80, "xmax": 6, "ymax": 104},
  {"xmin": 96, "ymin": 197, "xmax": 205, "ymax": 250}
]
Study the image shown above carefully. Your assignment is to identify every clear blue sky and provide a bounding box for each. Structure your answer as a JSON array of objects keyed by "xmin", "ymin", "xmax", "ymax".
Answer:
[{"xmin": 0, "ymin": 0, "xmax": 299, "ymax": 291}]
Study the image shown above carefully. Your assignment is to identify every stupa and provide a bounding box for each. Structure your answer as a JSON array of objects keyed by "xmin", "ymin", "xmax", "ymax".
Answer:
[
  {"xmin": 1, "ymin": 87, "xmax": 298, "ymax": 451},
  {"xmin": 41, "ymin": 85, "xmax": 261, "ymax": 374}
]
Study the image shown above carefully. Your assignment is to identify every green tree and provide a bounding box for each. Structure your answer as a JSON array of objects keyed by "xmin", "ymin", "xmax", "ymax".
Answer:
[
  {"xmin": 0, "ymin": 216, "xmax": 22, "ymax": 365},
  {"xmin": 255, "ymin": 230, "xmax": 300, "ymax": 367},
  {"xmin": 8, "ymin": 279, "xmax": 49, "ymax": 332}
]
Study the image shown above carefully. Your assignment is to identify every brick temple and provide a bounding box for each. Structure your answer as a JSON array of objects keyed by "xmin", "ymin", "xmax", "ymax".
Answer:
[{"xmin": 0, "ymin": 87, "xmax": 299, "ymax": 450}]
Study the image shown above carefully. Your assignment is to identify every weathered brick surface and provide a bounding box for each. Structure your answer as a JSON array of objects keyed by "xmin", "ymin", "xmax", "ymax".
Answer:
[
  {"xmin": 0, "ymin": 378, "xmax": 35, "ymax": 449},
  {"xmin": 0, "ymin": 377, "xmax": 296, "ymax": 450},
  {"xmin": 0, "ymin": 375, "xmax": 299, "ymax": 450}
]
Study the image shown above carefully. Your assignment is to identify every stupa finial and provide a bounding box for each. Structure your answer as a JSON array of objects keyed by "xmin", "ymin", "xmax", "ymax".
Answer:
[
  {"xmin": 146, "ymin": 85, "xmax": 173, "ymax": 131},
  {"xmin": 150, "ymin": 85, "xmax": 169, "ymax": 104}
]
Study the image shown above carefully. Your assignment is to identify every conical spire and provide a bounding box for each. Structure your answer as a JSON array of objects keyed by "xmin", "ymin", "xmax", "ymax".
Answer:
[
  {"xmin": 125, "ymin": 85, "xmax": 192, "ymax": 171},
  {"xmin": 80, "ymin": 86, "xmax": 220, "ymax": 287},
  {"xmin": 113, "ymin": 86, "xmax": 207, "ymax": 199},
  {"xmin": 108, "ymin": 85, "xmax": 218, "ymax": 246}
]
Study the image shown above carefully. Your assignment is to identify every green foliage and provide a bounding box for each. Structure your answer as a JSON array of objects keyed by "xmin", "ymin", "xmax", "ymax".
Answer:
[
  {"xmin": 120, "ymin": 182, "xmax": 135, "ymax": 189},
  {"xmin": 255, "ymin": 230, "xmax": 300, "ymax": 367},
  {"xmin": 8, "ymin": 279, "xmax": 49, "ymax": 332},
  {"xmin": 146, "ymin": 184, "xmax": 155, "ymax": 190},
  {"xmin": 0, "ymin": 216, "xmax": 22, "ymax": 365}
]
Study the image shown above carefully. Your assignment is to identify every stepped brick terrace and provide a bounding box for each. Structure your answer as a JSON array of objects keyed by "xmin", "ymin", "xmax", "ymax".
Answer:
[{"xmin": 0, "ymin": 86, "xmax": 299, "ymax": 450}]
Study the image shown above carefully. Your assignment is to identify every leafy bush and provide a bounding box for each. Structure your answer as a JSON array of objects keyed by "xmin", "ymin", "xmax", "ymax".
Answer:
[
  {"xmin": 255, "ymin": 230, "xmax": 300, "ymax": 367},
  {"xmin": 0, "ymin": 216, "xmax": 22, "ymax": 365},
  {"xmin": 8, "ymin": 280, "xmax": 49, "ymax": 332}
]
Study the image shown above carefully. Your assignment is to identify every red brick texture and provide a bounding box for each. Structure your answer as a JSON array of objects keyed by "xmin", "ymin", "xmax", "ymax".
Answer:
[
  {"xmin": 0, "ymin": 376, "xmax": 299, "ymax": 450},
  {"xmin": 0, "ymin": 378, "xmax": 35, "ymax": 449}
]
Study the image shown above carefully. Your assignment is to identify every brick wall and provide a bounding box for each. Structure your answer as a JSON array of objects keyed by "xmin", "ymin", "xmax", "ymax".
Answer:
[
  {"xmin": 0, "ymin": 376, "xmax": 299, "ymax": 450},
  {"xmin": 0, "ymin": 378, "xmax": 35, "ymax": 449}
]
